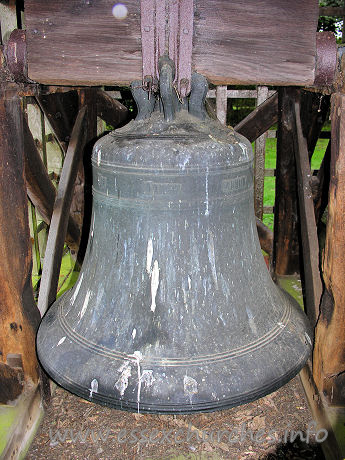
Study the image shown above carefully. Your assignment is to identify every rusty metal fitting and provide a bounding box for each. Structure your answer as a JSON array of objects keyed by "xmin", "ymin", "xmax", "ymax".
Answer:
[
  {"xmin": 4, "ymin": 29, "xmax": 29, "ymax": 83},
  {"xmin": 314, "ymin": 32, "xmax": 337, "ymax": 88}
]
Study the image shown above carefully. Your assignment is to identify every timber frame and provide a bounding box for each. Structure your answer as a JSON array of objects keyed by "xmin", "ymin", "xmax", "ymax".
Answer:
[{"xmin": 0, "ymin": 1, "xmax": 344, "ymax": 459}]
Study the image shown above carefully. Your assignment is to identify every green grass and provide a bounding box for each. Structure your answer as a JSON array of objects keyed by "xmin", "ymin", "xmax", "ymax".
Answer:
[
  {"xmin": 32, "ymin": 250, "xmax": 80, "ymax": 300},
  {"xmin": 262, "ymin": 136, "xmax": 329, "ymax": 231}
]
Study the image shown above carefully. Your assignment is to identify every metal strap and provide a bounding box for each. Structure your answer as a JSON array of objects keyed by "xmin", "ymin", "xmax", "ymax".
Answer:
[
  {"xmin": 140, "ymin": 0, "xmax": 194, "ymax": 98},
  {"xmin": 177, "ymin": 0, "xmax": 194, "ymax": 97}
]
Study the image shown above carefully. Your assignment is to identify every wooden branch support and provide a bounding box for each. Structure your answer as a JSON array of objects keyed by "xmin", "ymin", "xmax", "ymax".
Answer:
[
  {"xmin": 23, "ymin": 117, "xmax": 81, "ymax": 258},
  {"xmin": 37, "ymin": 106, "xmax": 88, "ymax": 316},
  {"xmin": 272, "ymin": 88, "xmax": 300, "ymax": 276},
  {"xmin": 293, "ymin": 96, "xmax": 323, "ymax": 326},
  {"xmin": 234, "ymin": 92, "xmax": 278, "ymax": 142},
  {"xmin": 313, "ymin": 93, "xmax": 345, "ymax": 407},
  {"xmin": 96, "ymin": 88, "xmax": 128, "ymax": 127},
  {"xmin": 255, "ymin": 217, "xmax": 273, "ymax": 257}
]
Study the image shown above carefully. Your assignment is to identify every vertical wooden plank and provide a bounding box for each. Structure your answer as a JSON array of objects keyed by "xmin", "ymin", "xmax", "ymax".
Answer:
[
  {"xmin": 272, "ymin": 87, "xmax": 300, "ymax": 276},
  {"xmin": 0, "ymin": 88, "xmax": 40, "ymax": 385},
  {"xmin": 216, "ymin": 86, "xmax": 227, "ymax": 125},
  {"xmin": 313, "ymin": 93, "xmax": 345, "ymax": 407},
  {"xmin": 300, "ymin": 91, "xmax": 330, "ymax": 159},
  {"xmin": 293, "ymin": 98, "xmax": 323, "ymax": 326},
  {"xmin": 254, "ymin": 86, "xmax": 269, "ymax": 219},
  {"xmin": 76, "ymin": 88, "xmax": 98, "ymax": 260},
  {"xmin": 37, "ymin": 107, "xmax": 87, "ymax": 316}
]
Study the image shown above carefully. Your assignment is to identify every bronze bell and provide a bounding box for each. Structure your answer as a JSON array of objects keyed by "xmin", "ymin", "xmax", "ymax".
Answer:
[{"xmin": 37, "ymin": 61, "xmax": 312, "ymax": 413}]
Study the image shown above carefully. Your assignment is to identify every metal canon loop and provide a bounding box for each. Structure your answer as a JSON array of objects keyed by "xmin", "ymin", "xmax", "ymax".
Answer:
[{"xmin": 131, "ymin": 60, "xmax": 209, "ymax": 122}]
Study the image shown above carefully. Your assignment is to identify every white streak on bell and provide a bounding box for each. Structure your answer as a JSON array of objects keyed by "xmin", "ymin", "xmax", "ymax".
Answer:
[
  {"xmin": 115, "ymin": 362, "xmax": 131, "ymax": 396},
  {"xmin": 141, "ymin": 370, "xmax": 155, "ymax": 388},
  {"xmin": 97, "ymin": 148, "xmax": 102, "ymax": 166},
  {"xmin": 183, "ymin": 375, "xmax": 198, "ymax": 398},
  {"xmin": 71, "ymin": 273, "xmax": 83, "ymax": 305},
  {"xmin": 188, "ymin": 276, "xmax": 192, "ymax": 290},
  {"xmin": 57, "ymin": 336, "xmax": 66, "ymax": 346},
  {"xmin": 132, "ymin": 328, "xmax": 137, "ymax": 340},
  {"xmin": 146, "ymin": 238, "xmax": 153, "ymax": 274},
  {"xmin": 89, "ymin": 378, "xmax": 98, "ymax": 398},
  {"xmin": 150, "ymin": 260, "xmax": 159, "ymax": 312},
  {"xmin": 80, "ymin": 290, "xmax": 91, "ymax": 318}
]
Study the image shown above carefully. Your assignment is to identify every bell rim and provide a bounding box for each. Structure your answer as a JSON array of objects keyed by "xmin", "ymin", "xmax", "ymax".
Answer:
[{"xmin": 36, "ymin": 345, "xmax": 310, "ymax": 414}]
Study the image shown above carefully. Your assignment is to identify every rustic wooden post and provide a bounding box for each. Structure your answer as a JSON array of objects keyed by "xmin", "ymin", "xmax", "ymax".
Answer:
[
  {"xmin": 216, "ymin": 85, "xmax": 227, "ymax": 125},
  {"xmin": 0, "ymin": 84, "xmax": 41, "ymax": 398},
  {"xmin": 293, "ymin": 96, "xmax": 323, "ymax": 326},
  {"xmin": 313, "ymin": 93, "xmax": 345, "ymax": 406},
  {"xmin": 300, "ymin": 91, "xmax": 330, "ymax": 159},
  {"xmin": 254, "ymin": 86, "xmax": 269, "ymax": 219},
  {"xmin": 272, "ymin": 87, "xmax": 300, "ymax": 276}
]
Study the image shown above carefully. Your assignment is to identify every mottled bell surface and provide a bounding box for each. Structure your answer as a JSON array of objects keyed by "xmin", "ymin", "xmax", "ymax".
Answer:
[{"xmin": 37, "ymin": 70, "xmax": 312, "ymax": 413}]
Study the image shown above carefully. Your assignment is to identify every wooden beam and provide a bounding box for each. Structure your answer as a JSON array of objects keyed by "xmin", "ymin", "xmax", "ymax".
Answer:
[
  {"xmin": 234, "ymin": 92, "xmax": 278, "ymax": 143},
  {"xmin": 300, "ymin": 365, "xmax": 344, "ymax": 460},
  {"xmin": 0, "ymin": 386, "xmax": 44, "ymax": 460},
  {"xmin": 319, "ymin": 6, "xmax": 345, "ymax": 16},
  {"xmin": 300, "ymin": 91, "xmax": 330, "ymax": 159},
  {"xmin": 216, "ymin": 86, "xmax": 227, "ymax": 125},
  {"xmin": 313, "ymin": 93, "xmax": 345, "ymax": 407},
  {"xmin": 96, "ymin": 88, "xmax": 128, "ymax": 128},
  {"xmin": 36, "ymin": 90, "xmax": 79, "ymax": 151},
  {"xmin": 293, "ymin": 97, "xmax": 323, "ymax": 326},
  {"xmin": 0, "ymin": 87, "xmax": 40, "ymax": 384},
  {"xmin": 272, "ymin": 88, "xmax": 300, "ymax": 276},
  {"xmin": 255, "ymin": 217, "xmax": 273, "ymax": 257},
  {"xmin": 254, "ymin": 86, "xmax": 269, "ymax": 220},
  {"xmin": 25, "ymin": 0, "xmax": 318, "ymax": 86},
  {"xmin": 314, "ymin": 141, "xmax": 331, "ymax": 224},
  {"xmin": 23, "ymin": 117, "xmax": 81, "ymax": 258},
  {"xmin": 38, "ymin": 106, "xmax": 88, "ymax": 316},
  {"xmin": 74, "ymin": 88, "xmax": 98, "ymax": 261},
  {"xmin": 0, "ymin": 362, "xmax": 23, "ymax": 404}
]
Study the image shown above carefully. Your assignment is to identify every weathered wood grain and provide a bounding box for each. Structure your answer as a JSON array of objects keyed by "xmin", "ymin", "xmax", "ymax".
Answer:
[
  {"xmin": 300, "ymin": 91, "xmax": 330, "ymax": 159},
  {"xmin": 314, "ymin": 141, "xmax": 331, "ymax": 224},
  {"xmin": 96, "ymin": 89, "xmax": 129, "ymax": 128},
  {"xmin": 272, "ymin": 88, "xmax": 300, "ymax": 276},
  {"xmin": 255, "ymin": 217, "xmax": 273, "ymax": 257},
  {"xmin": 254, "ymin": 86, "xmax": 269, "ymax": 220},
  {"xmin": 293, "ymin": 97, "xmax": 322, "ymax": 326},
  {"xmin": 313, "ymin": 93, "xmax": 345, "ymax": 407},
  {"xmin": 36, "ymin": 91, "xmax": 79, "ymax": 151},
  {"xmin": 25, "ymin": 0, "xmax": 318, "ymax": 86},
  {"xmin": 234, "ymin": 92, "xmax": 278, "ymax": 143},
  {"xmin": 38, "ymin": 107, "xmax": 88, "ymax": 316},
  {"xmin": 23, "ymin": 117, "xmax": 81, "ymax": 257},
  {"xmin": 0, "ymin": 362, "xmax": 24, "ymax": 404},
  {"xmin": 0, "ymin": 88, "xmax": 40, "ymax": 384}
]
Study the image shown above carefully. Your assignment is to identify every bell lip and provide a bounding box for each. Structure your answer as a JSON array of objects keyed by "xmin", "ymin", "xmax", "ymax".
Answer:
[{"xmin": 36, "ymin": 345, "xmax": 310, "ymax": 414}]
